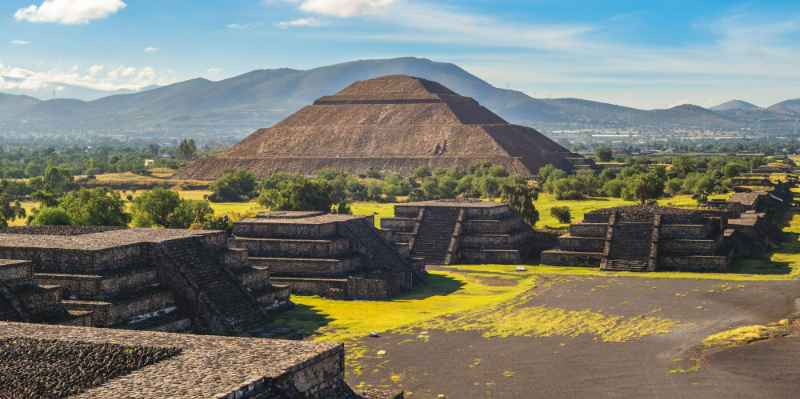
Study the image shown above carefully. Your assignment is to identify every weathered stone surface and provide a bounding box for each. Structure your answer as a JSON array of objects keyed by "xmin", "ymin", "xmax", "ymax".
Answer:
[
  {"xmin": 178, "ymin": 75, "xmax": 583, "ymax": 179},
  {"xmin": 0, "ymin": 321, "xmax": 358, "ymax": 399}
]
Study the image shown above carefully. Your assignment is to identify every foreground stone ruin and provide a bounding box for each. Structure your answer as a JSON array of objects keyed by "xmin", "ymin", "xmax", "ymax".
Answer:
[
  {"xmin": 0, "ymin": 227, "xmax": 290, "ymax": 335},
  {"xmin": 0, "ymin": 321, "xmax": 401, "ymax": 399},
  {"xmin": 380, "ymin": 200, "xmax": 541, "ymax": 265},
  {"xmin": 231, "ymin": 211, "xmax": 424, "ymax": 299},
  {"xmin": 178, "ymin": 75, "xmax": 591, "ymax": 179}
]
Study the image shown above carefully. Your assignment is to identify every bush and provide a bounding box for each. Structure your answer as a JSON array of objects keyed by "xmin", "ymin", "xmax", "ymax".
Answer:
[
  {"xmin": 209, "ymin": 170, "xmax": 258, "ymax": 202},
  {"xmin": 29, "ymin": 207, "xmax": 71, "ymax": 226},
  {"xmin": 550, "ymin": 206, "xmax": 572, "ymax": 224},
  {"xmin": 257, "ymin": 177, "xmax": 335, "ymax": 213},
  {"xmin": 59, "ymin": 188, "xmax": 130, "ymax": 227}
]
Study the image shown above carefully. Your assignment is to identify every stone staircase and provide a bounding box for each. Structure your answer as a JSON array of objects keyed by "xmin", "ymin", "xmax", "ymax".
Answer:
[
  {"xmin": 601, "ymin": 216, "xmax": 655, "ymax": 272},
  {"xmin": 410, "ymin": 207, "xmax": 460, "ymax": 265},
  {"xmin": 338, "ymin": 218, "xmax": 416, "ymax": 276},
  {"xmin": 159, "ymin": 239, "xmax": 268, "ymax": 334}
]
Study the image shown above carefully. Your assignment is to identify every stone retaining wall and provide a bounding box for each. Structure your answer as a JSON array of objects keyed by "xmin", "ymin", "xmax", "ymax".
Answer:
[
  {"xmin": 660, "ymin": 239, "xmax": 719, "ymax": 256},
  {"xmin": 540, "ymin": 250, "xmax": 602, "ymax": 267},
  {"xmin": 659, "ymin": 255, "xmax": 730, "ymax": 272},
  {"xmin": 232, "ymin": 238, "xmax": 351, "ymax": 258},
  {"xmin": 233, "ymin": 222, "xmax": 337, "ymax": 240},
  {"xmin": 557, "ymin": 236, "xmax": 605, "ymax": 252},
  {"xmin": 569, "ymin": 223, "xmax": 607, "ymax": 238}
]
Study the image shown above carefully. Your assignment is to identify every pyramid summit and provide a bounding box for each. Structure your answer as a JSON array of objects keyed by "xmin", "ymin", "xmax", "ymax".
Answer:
[{"xmin": 178, "ymin": 75, "xmax": 585, "ymax": 179}]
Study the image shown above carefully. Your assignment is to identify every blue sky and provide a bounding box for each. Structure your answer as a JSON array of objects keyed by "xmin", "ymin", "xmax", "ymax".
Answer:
[{"xmin": 2, "ymin": 0, "xmax": 800, "ymax": 108}]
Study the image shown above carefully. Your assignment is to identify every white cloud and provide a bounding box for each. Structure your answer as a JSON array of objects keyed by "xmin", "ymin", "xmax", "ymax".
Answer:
[
  {"xmin": 294, "ymin": 0, "xmax": 394, "ymax": 18},
  {"xmin": 278, "ymin": 0, "xmax": 590, "ymax": 50},
  {"xmin": 14, "ymin": 0, "xmax": 126, "ymax": 25},
  {"xmin": 226, "ymin": 22, "xmax": 263, "ymax": 30},
  {"xmin": 144, "ymin": 46, "xmax": 160, "ymax": 53},
  {"xmin": 0, "ymin": 63, "xmax": 174, "ymax": 93},
  {"xmin": 276, "ymin": 17, "xmax": 322, "ymax": 29},
  {"xmin": 9, "ymin": 40, "xmax": 31, "ymax": 46}
]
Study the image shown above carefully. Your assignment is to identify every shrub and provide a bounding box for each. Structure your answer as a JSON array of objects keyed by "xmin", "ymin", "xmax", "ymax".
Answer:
[
  {"xmin": 209, "ymin": 170, "xmax": 258, "ymax": 202},
  {"xmin": 550, "ymin": 206, "xmax": 572, "ymax": 224},
  {"xmin": 59, "ymin": 188, "xmax": 130, "ymax": 227},
  {"xmin": 29, "ymin": 207, "xmax": 71, "ymax": 226}
]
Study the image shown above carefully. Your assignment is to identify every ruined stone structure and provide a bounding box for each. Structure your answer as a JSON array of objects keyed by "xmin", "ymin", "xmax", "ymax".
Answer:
[
  {"xmin": 0, "ymin": 321, "xmax": 402, "ymax": 399},
  {"xmin": 0, "ymin": 227, "xmax": 290, "ymax": 335},
  {"xmin": 542, "ymin": 206, "xmax": 733, "ymax": 272},
  {"xmin": 231, "ymin": 212, "xmax": 422, "ymax": 299},
  {"xmin": 380, "ymin": 200, "xmax": 537, "ymax": 265},
  {"xmin": 178, "ymin": 75, "xmax": 589, "ymax": 179}
]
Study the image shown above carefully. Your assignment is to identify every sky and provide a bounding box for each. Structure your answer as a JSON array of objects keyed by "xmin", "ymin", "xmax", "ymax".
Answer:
[{"xmin": 1, "ymin": 0, "xmax": 800, "ymax": 109}]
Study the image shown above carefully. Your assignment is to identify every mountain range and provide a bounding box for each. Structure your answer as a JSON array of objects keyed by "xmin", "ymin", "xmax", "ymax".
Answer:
[{"xmin": 1, "ymin": 57, "xmax": 799, "ymax": 142}]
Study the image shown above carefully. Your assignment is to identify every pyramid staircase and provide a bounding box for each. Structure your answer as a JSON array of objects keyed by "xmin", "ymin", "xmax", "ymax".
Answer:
[
  {"xmin": 410, "ymin": 207, "xmax": 460, "ymax": 265},
  {"xmin": 159, "ymin": 239, "xmax": 269, "ymax": 334},
  {"xmin": 601, "ymin": 212, "xmax": 660, "ymax": 272}
]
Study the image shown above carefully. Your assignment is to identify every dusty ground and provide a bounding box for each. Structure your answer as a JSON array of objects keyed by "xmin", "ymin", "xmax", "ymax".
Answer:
[{"xmin": 348, "ymin": 274, "xmax": 800, "ymax": 399}]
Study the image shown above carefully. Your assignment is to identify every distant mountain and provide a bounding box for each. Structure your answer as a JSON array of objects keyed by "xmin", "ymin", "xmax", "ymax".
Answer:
[
  {"xmin": 0, "ymin": 93, "xmax": 40, "ymax": 119},
  {"xmin": 711, "ymin": 100, "xmax": 762, "ymax": 112},
  {"xmin": 769, "ymin": 99, "xmax": 800, "ymax": 115},
  {"xmin": 0, "ymin": 57, "xmax": 797, "ymax": 140}
]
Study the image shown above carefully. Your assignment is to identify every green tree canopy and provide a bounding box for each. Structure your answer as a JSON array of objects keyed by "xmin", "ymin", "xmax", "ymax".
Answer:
[
  {"xmin": 209, "ymin": 170, "xmax": 258, "ymax": 202},
  {"xmin": 29, "ymin": 207, "xmax": 72, "ymax": 226},
  {"xmin": 59, "ymin": 188, "xmax": 130, "ymax": 227}
]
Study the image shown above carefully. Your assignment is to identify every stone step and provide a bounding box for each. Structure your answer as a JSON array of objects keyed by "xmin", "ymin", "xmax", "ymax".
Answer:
[
  {"xmin": 125, "ymin": 309, "xmax": 191, "ymax": 332},
  {"xmin": 62, "ymin": 285, "xmax": 175, "ymax": 327},
  {"xmin": 232, "ymin": 237, "xmax": 351, "ymax": 258},
  {"xmin": 35, "ymin": 264, "xmax": 159, "ymax": 301},
  {"xmin": 541, "ymin": 250, "xmax": 603, "ymax": 267},
  {"xmin": 0, "ymin": 260, "xmax": 33, "ymax": 283},
  {"xmin": 250, "ymin": 256, "xmax": 361, "ymax": 277}
]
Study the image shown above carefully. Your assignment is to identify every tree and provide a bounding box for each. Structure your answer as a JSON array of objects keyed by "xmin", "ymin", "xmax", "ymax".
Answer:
[
  {"xmin": 59, "ymin": 188, "xmax": 130, "ymax": 226},
  {"xmin": 131, "ymin": 188, "xmax": 183, "ymax": 227},
  {"xmin": 176, "ymin": 139, "xmax": 197, "ymax": 161},
  {"xmin": 622, "ymin": 172, "xmax": 665, "ymax": 204},
  {"xmin": 257, "ymin": 178, "xmax": 333, "ymax": 213},
  {"xmin": 167, "ymin": 200, "xmax": 214, "ymax": 228},
  {"xmin": 29, "ymin": 207, "xmax": 72, "ymax": 226},
  {"xmin": 0, "ymin": 192, "xmax": 26, "ymax": 228},
  {"xmin": 595, "ymin": 147, "xmax": 613, "ymax": 162},
  {"xmin": 501, "ymin": 181, "xmax": 539, "ymax": 226},
  {"xmin": 550, "ymin": 206, "xmax": 572, "ymax": 224},
  {"xmin": 209, "ymin": 170, "xmax": 258, "ymax": 202}
]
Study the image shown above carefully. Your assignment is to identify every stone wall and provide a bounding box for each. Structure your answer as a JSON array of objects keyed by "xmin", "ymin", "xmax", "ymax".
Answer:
[
  {"xmin": 660, "ymin": 239, "xmax": 719, "ymax": 256},
  {"xmin": 569, "ymin": 223, "xmax": 607, "ymax": 238},
  {"xmin": 659, "ymin": 255, "xmax": 730, "ymax": 272},
  {"xmin": 233, "ymin": 222, "xmax": 337, "ymax": 240},
  {"xmin": 253, "ymin": 257, "xmax": 360, "ymax": 277},
  {"xmin": 659, "ymin": 224, "xmax": 710, "ymax": 240},
  {"xmin": 557, "ymin": 236, "xmax": 605, "ymax": 252},
  {"xmin": 232, "ymin": 238, "xmax": 352, "ymax": 258},
  {"xmin": 540, "ymin": 250, "xmax": 602, "ymax": 267}
]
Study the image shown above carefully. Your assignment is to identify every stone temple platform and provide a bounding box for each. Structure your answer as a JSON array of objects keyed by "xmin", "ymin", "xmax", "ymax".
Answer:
[
  {"xmin": 541, "ymin": 206, "xmax": 733, "ymax": 272},
  {"xmin": 380, "ymin": 200, "xmax": 538, "ymax": 265},
  {"xmin": 0, "ymin": 321, "xmax": 402, "ymax": 399},
  {"xmin": 231, "ymin": 211, "xmax": 423, "ymax": 299},
  {"xmin": 0, "ymin": 226, "xmax": 290, "ymax": 335}
]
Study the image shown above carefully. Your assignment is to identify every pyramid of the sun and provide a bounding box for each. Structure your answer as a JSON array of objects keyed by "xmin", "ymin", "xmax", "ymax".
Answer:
[{"xmin": 179, "ymin": 75, "xmax": 583, "ymax": 179}]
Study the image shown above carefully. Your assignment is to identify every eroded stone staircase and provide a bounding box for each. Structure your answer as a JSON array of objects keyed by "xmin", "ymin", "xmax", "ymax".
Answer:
[
  {"xmin": 601, "ymin": 213, "xmax": 658, "ymax": 272},
  {"xmin": 159, "ymin": 239, "xmax": 268, "ymax": 334},
  {"xmin": 410, "ymin": 207, "xmax": 460, "ymax": 265}
]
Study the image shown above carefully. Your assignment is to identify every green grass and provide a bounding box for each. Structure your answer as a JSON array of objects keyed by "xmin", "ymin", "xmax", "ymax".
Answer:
[{"xmin": 351, "ymin": 202, "xmax": 395, "ymax": 227}]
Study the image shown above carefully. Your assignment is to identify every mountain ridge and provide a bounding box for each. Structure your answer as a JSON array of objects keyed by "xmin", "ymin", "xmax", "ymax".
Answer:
[{"xmin": 1, "ymin": 57, "xmax": 798, "ymax": 139}]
